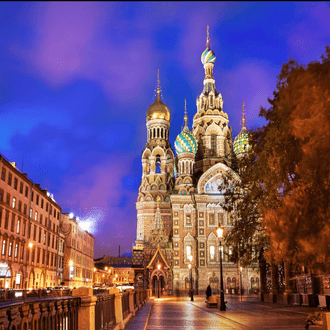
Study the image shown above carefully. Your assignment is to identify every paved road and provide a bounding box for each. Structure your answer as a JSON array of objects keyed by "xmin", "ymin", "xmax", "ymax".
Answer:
[{"xmin": 146, "ymin": 296, "xmax": 316, "ymax": 330}]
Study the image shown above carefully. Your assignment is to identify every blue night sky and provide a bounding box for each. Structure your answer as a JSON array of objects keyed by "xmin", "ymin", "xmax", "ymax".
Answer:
[{"xmin": 0, "ymin": 2, "xmax": 329, "ymax": 257}]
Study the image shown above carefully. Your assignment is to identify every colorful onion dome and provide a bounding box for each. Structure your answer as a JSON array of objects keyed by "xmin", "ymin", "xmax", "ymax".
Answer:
[
  {"xmin": 201, "ymin": 26, "xmax": 216, "ymax": 65},
  {"xmin": 233, "ymin": 127, "xmax": 250, "ymax": 155},
  {"xmin": 175, "ymin": 102, "xmax": 197, "ymax": 155},
  {"xmin": 233, "ymin": 101, "xmax": 250, "ymax": 155},
  {"xmin": 175, "ymin": 126, "xmax": 197, "ymax": 154},
  {"xmin": 201, "ymin": 47, "xmax": 216, "ymax": 66}
]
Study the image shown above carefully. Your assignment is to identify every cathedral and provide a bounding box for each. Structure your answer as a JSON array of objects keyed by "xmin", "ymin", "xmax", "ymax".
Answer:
[{"xmin": 132, "ymin": 28, "xmax": 259, "ymax": 296}]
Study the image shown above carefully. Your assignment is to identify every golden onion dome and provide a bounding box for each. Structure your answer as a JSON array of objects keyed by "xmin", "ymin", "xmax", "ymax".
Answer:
[{"xmin": 146, "ymin": 89, "xmax": 171, "ymax": 122}]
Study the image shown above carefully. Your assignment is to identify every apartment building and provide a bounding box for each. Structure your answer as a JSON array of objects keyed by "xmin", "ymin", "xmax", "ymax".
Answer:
[
  {"xmin": 0, "ymin": 155, "xmax": 63, "ymax": 289},
  {"xmin": 61, "ymin": 213, "xmax": 94, "ymax": 288}
]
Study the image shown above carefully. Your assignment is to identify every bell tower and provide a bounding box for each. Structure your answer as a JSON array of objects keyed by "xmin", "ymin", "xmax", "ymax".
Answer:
[{"xmin": 135, "ymin": 70, "xmax": 174, "ymax": 246}]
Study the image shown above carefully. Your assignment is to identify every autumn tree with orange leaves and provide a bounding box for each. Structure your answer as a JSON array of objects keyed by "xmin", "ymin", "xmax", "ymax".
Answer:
[{"xmin": 224, "ymin": 46, "xmax": 330, "ymax": 274}]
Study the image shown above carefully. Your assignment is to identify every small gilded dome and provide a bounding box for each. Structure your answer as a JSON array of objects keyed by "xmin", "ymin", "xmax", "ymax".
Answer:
[
  {"xmin": 201, "ymin": 47, "xmax": 216, "ymax": 66},
  {"xmin": 175, "ymin": 126, "xmax": 197, "ymax": 155},
  {"xmin": 233, "ymin": 127, "xmax": 250, "ymax": 155},
  {"xmin": 146, "ymin": 91, "xmax": 171, "ymax": 122}
]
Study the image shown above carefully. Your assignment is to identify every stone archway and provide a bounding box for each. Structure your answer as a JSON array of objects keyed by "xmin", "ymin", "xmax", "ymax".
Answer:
[{"xmin": 150, "ymin": 268, "xmax": 167, "ymax": 297}]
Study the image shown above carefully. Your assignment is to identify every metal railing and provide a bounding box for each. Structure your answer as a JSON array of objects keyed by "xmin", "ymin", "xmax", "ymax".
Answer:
[
  {"xmin": 95, "ymin": 293, "xmax": 116, "ymax": 330},
  {"xmin": 0, "ymin": 296, "xmax": 80, "ymax": 330},
  {"xmin": 122, "ymin": 292, "xmax": 130, "ymax": 319}
]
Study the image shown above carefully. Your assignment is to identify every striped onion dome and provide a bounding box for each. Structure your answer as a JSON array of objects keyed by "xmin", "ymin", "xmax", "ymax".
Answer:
[
  {"xmin": 201, "ymin": 47, "xmax": 216, "ymax": 65},
  {"xmin": 174, "ymin": 126, "xmax": 197, "ymax": 155}
]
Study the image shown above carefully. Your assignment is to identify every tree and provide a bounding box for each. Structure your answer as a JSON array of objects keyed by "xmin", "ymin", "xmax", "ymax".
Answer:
[{"xmin": 224, "ymin": 46, "xmax": 330, "ymax": 274}]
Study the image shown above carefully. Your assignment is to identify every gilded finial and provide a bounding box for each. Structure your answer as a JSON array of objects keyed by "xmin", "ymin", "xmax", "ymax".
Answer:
[
  {"xmin": 157, "ymin": 69, "xmax": 160, "ymax": 95},
  {"xmin": 184, "ymin": 99, "xmax": 188, "ymax": 127},
  {"xmin": 242, "ymin": 100, "xmax": 246, "ymax": 128},
  {"xmin": 207, "ymin": 25, "xmax": 210, "ymax": 48}
]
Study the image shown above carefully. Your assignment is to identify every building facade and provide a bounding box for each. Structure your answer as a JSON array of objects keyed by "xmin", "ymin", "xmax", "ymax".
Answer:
[
  {"xmin": 0, "ymin": 156, "xmax": 63, "ymax": 289},
  {"xmin": 133, "ymin": 30, "xmax": 259, "ymax": 295},
  {"xmin": 61, "ymin": 213, "xmax": 94, "ymax": 288}
]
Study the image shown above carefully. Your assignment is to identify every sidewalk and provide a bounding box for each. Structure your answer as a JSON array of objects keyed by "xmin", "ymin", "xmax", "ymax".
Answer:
[{"xmin": 125, "ymin": 298, "xmax": 154, "ymax": 330}]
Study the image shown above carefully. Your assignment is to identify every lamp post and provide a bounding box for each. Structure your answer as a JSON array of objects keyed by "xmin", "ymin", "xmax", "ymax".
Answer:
[
  {"xmin": 216, "ymin": 226, "xmax": 226, "ymax": 311},
  {"xmin": 157, "ymin": 264, "xmax": 161, "ymax": 298},
  {"xmin": 188, "ymin": 255, "xmax": 194, "ymax": 301},
  {"xmin": 240, "ymin": 266, "xmax": 243, "ymax": 302}
]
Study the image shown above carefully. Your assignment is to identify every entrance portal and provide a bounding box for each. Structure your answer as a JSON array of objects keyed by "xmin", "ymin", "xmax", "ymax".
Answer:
[{"xmin": 152, "ymin": 275, "xmax": 165, "ymax": 297}]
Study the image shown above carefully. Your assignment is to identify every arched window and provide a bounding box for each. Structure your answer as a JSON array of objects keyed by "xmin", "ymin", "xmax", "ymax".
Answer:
[{"xmin": 155, "ymin": 155, "xmax": 161, "ymax": 174}]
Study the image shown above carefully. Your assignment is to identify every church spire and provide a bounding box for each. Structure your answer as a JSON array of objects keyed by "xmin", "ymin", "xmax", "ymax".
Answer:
[
  {"xmin": 206, "ymin": 25, "xmax": 210, "ymax": 48},
  {"xmin": 242, "ymin": 100, "xmax": 246, "ymax": 128},
  {"xmin": 184, "ymin": 99, "xmax": 188, "ymax": 127}
]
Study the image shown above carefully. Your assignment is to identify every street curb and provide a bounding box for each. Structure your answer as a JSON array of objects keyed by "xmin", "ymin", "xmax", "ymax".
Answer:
[{"xmin": 143, "ymin": 300, "xmax": 153, "ymax": 330}]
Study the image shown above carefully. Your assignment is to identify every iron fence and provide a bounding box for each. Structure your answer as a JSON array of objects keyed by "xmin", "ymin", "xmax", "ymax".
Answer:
[
  {"xmin": 0, "ymin": 296, "xmax": 79, "ymax": 330},
  {"xmin": 121, "ymin": 292, "xmax": 129, "ymax": 319},
  {"xmin": 95, "ymin": 293, "xmax": 116, "ymax": 330}
]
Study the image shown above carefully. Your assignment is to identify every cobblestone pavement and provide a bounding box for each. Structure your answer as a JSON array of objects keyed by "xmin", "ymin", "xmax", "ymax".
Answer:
[{"xmin": 146, "ymin": 295, "xmax": 319, "ymax": 330}]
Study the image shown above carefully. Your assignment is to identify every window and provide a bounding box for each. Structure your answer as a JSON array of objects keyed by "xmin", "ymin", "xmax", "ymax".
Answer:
[
  {"xmin": 8, "ymin": 173, "xmax": 12, "ymax": 186},
  {"xmin": 14, "ymin": 243, "xmax": 18, "ymax": 258},
  {"xmin": 155, "ymin": 154, "xmax": 161, "ymax": 174},
  {"xmin": 186, "ymin": 214, "xmax": 191, "ymax": 225},
  {"xmin": 41, "ymin": 199, "xmax": 44, "ymax": 209},
  {"xmin": 1, "ymin": 168, "xmax": 5, "ymax": 181},
  {"xmin": 0, "ymin": 211, "xmax": 2, "ymax": 227},
  {"xmin": 2, "ymin": 240, "xmax": 6, "ymax": 255},
  {"xmin": 33, "ymin": 225, "xmax": 37, "ymax": 241},
  {"xmin": 34, "ymin": 211, "xmax": 37, "ymax": 221},
  {"xmin": 20, "ymin": 182, "xmax": 23, "ymax": 194},
  {"xmin": 186, "ymin": 245, "xmax": 191, "ymax": 259},
  {"xmin": 6, "ymin": 193, "xmax": 10, "ymax": 205},
  {"xmin": 16, "ymin": 220, "xmax": 20, "ymax": 234},
  {"xmin": 37, "ymin": 248, "xmax": 40, "ymax": 263},
  {"xmin": 46, "ymin": 203, "xmax": 48, "ymax": 212},
  {"xmin": 8, "ymin": 242, "xmax": 12, "ymax": 257},
  {"xmin": 36, "ymin": 195, "xmax": 39, "ymax": 205},
  {"xmin": 40, "ymin": 214, "xmax": 43, "ymax": 224},
  {"xmin": 22, "ymin": 221, "xmax": 26, "ymax": 236},
  {"xmin": 14, "ymin": 178, "xmax": 18, "ymax": 190},
  {"xmin": 29, "ymin": 208, "xmax": 32, "ymax": 218},
  {"xmin": 31, "ymin": 191, "xmax": 34, "ymax": 202},
  {"xmin": 209, "ymin": 213, "xmax": 215, "ymax": 225},
  {"xmin": 38, "ymin": 228, "xmax": 41, "ymax": 243},
  {"xmin": 54, "ymin": 209, "xmax": 56, "ymax": 217},
  {"xmin": 11, "ymin": 215, "xmax": 15, "ymax": 232},
  {"xmin": 20, "ymin": 245, "xmax": 24, "ymax": 259},
  {"xmin": 18, "ymin": 201, "xmax": 22, "ymax": 212},
  {"xmin": 25, "ymin": 187, "xmax": 28, "ymax": 198},
  {"xmin": 52, "ymin": 235, "xmax": 54, "ymax": 249},
  {"xmin": 43, "ymin": 231, "xmax": 46, "ymax": 245},
  {"xmin": 23, "ymin": 204, "xmax": 27, "ymax": 215},
  {"xmin": 0, "ymin": 189, "xmax": 3, "ymax": 202},
  {"xmin": 210, "ymin": 245, "xmax": 215, "ymax": 261},
  {"xmin": 12, "ymin": 197, "xmax": 16, "ymax": 209}
]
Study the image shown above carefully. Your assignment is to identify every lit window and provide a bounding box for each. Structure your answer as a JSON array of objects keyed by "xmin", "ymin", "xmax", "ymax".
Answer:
[
  {"xmin": 8, "ymin": 242, "xmax": 12, "ymax": 257},
  {"xmin": 186, "ymin": 245, "xmax": 191, "ymax": 259},
  {"xmin": 2, "ymin": 240, "xmax": 6, "ymax": 255},
  {"xmin": 17, "ymin": 220, "xmax": 20, "ymax": 234},
  {"xmin": 14, "ymin": 243, "xmax": 18, "ymax": 258},
  {"xmin": 210, "ymin": 245, "xmax": 215, "ymax": 260},
  {"xmin": 29, "ymin": 208, "xmax": 32, "ymax": 218},
  {"xmin": 12, "ymin": 198, "xmax": 16, "ymax": 208},
  {"xmin": 35, "ymin": 212, "xmax": 38, "ymax": 221}
]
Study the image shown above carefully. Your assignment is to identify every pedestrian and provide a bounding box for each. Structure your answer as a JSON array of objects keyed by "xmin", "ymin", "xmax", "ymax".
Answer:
[{"xmin": 206, "ymin": 284, "xmax": 212, "ymax": 301}]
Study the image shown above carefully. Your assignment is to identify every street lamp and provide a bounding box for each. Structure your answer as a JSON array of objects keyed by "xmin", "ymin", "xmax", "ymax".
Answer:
[
  {"xmin": 157, "ymin": 264, "xmax": 161, "ymax": 298},
  {"xmin": 188, "ymin": 255, "xmax": 194, "ymax": 301},
  {"xmin": 240, "ymin": 266, "xmax": 243, "ymax": 302},
  {"xmin": 216, "ymin": 226, "xmax": 226, "ymax": 311}
]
